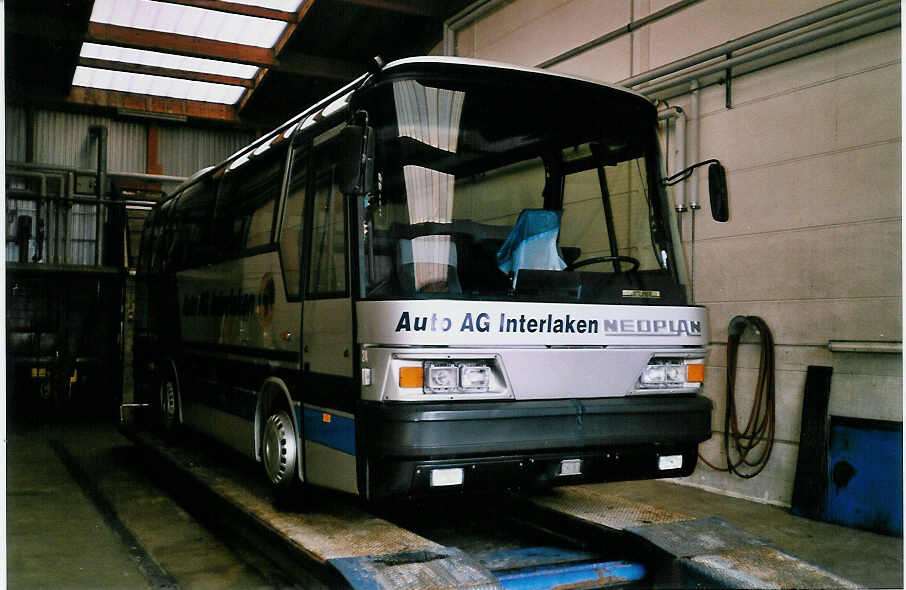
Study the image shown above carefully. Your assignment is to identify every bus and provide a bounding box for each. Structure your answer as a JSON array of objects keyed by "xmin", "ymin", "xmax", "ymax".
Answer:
[{"xmin": 133, "ymin": 56, "xmax": 727, "ymax": 503}]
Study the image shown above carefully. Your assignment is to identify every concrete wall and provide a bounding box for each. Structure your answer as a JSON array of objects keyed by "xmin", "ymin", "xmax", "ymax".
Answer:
[{"xmin": 450, "ymin": 0, "xmax": 901, "ymax": 505}]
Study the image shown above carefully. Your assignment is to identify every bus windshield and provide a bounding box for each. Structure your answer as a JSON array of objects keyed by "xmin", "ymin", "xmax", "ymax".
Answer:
[{"xmin": 359, "ymin": 73, "xmax": 685, "ymax": 304}]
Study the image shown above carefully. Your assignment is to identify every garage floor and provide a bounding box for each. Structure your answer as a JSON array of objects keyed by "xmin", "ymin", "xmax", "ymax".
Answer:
[
  {"xmin": 6, "ymin": 420, "xmax": 903, "ymax": 589},
  {"xmin": 6, "ymin": 421, "xmax": 293, "ymax": 589}
]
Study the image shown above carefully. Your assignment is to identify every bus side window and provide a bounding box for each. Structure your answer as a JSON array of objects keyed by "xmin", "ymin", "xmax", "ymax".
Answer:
[
  {"xmin": 164, "ymin": 193, "xmax": 187, "ymax": 270},
  {"xmin": 153, "ymin": 198, "xmax": 176, "ymax": 272},
  {"xmin": 280, "ymin": 142, "xmax": 309, "ymax": 300},
  {"xmin": 172, "ymin": 177, "xmax": 218, "ymax": 269},
  {"xmin": 308, "ymin": 139, "xmax": 347, "ymax": 297},
  {"xmin": 215, "ymin": 149, "xmax": 285, "ymax": 256},
  {"xmin": 137, "ymin": 208, "xmax": 157, "ymax": 273}
]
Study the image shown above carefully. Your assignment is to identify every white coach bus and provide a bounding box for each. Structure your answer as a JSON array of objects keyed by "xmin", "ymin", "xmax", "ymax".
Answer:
[{"xmin": 133, "ymin": 57, "xmax": 728, "ymax": 503}]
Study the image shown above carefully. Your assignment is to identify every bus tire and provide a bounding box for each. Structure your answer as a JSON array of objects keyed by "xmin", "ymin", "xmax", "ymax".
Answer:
[
  {"xmin": 262, "ymin": 409, "xmax": 304, "ymax": 507},
  {"xmin": 159, "ymin": 366, "xmax": 180, "ymax": 432}
]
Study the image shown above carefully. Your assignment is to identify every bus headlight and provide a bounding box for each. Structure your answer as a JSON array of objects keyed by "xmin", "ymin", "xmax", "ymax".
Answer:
[
  {"xmin": 637, "ymin": 359, "xmax": 703, "ymax": 390},
  {"xmin": 640, "ymin": 364, "xmax": 668, "ymax": 385},
  {"xmin": 426, "ymin": 364, "xmax": 458, "ymax": 392},
  {"xmin": 665, "ymin": 364, "xmax": 685, "ymax": 383},
  {"xmin": 421, "ymin": 360, "xmax": 492, "ymax": 394},
  {"xmin": 460, "ymin": 365, "xmax": 491, "ymax": 392}
]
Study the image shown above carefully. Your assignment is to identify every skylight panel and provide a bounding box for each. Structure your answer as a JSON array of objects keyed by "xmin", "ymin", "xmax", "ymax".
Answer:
[
  {"xmin": 73, "ymin": 66, "xmax": 245, "ymax": 104},
  {"xmin": 229, "ymin": 0, "xmax": 304, "ymax": 10},
  {"xmin": 80, "ymin": 43, "xmax": 259, "ymax": 79},
  {"xmin": 90, "ymin": 0, "xmax": 287, "ymax": 49}
]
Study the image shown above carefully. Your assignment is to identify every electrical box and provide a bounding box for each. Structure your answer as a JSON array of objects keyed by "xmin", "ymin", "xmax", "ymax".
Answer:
[{"xmin": 76, "ymin": 175, "xmax": 97, "ymax": 195}]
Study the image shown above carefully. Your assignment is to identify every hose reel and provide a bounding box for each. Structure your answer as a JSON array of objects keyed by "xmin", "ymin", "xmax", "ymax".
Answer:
[{"xmin": 700, "ymin": 315, "xmax": 776, "ymax": 478}]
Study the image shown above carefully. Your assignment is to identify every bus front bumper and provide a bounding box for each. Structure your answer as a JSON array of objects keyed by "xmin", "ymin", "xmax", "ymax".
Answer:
[{"xmin": 359, "ymin": 394, "xmax": 712, "ymax": 501}]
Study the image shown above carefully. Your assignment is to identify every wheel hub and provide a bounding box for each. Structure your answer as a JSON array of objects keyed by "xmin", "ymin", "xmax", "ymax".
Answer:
[
  {"xmin": 263, "ymin": 412, "xmax": 297, "ymax": 487},
  {"xmin": 160, "ymin": 380, "xmax": 177, "ymax": 426}
]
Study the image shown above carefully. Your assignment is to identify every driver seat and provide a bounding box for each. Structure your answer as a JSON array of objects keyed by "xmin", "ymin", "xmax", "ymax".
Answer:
[{"xmin": 496, "ymin": 209, "xmax": 566, "ymax": 286}]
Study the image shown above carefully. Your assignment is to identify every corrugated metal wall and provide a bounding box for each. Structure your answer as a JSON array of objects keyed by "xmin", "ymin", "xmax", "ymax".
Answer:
[
  {"xmin": 6, "ymin": 106, "xmax": 27, "ymax": 162},
  {"xmin": 32, "ymin": 110, "xmax": 147, "ymax": 172},
  {"xmin": 159, "ymin": 125, "xmax": 254, "ymax": 178},
  {"xmin": 6, "ymin": 109, "xmax": 258, "ymax": 265},
  {"xmin": 6, "ymin": 109, "xmax": 254, "ymax": 178}
]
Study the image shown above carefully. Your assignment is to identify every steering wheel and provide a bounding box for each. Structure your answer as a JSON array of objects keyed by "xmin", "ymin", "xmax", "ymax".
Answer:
[{"xmin": 565, "ymin": 255, "xmax": 640, "ymax": 272}]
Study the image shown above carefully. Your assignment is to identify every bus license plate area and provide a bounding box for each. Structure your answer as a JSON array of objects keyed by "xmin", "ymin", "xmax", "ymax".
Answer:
[
  {"xmin": 430, "ymin": 467, "xmax": 465, "ymax": 487},
  {"xmin": 658, "ymin": 454, "xmax": 683, "ymax": 470},
  {"xmin": 558, "ymin": 458, "xmax": 582, "ymax": 476}
]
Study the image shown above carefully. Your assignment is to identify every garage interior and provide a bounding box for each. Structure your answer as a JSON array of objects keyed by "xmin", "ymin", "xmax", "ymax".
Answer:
[{"xmin": 4, "ymin": 0, "xmax": 902, "ymax": 588}]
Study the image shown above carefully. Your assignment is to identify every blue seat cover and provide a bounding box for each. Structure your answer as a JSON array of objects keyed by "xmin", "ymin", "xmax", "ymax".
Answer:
[{"xmin": 496, "ymin": 209, "xmax": 566, "ymax": 283}]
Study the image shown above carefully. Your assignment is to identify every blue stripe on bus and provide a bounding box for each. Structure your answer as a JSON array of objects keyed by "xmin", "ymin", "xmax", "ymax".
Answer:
[{"xmin": 303, "ymin": 407, "xmax": 356, "ymax": 456}]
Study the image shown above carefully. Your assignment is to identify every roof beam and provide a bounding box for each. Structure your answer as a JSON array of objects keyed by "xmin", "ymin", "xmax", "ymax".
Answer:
[
  {"xmin": 86, "ymin": 22, "xmax": 362, "ymax": 80},
  {"xmin": 236, "ymin": 68, "xmax": 271, "ymax": 114},
  {"xmin": 87, "ymin": 22, "xmax": 273, "ymax": 64},
  {"xmin": 152, "ymin": 0, "xmax": 299, "ymax": 22},
  {"xmin": 274, "ymin": 0, "xmax": 316, "ymax": 55},
  {"xmin": 67, "ymin": 86, "xmax": 239, "ymax": 122},
  {"xmin": 78, "ymin": 57, "xmax": 254, "ymax": 87},
  {"xmin": 333, "ymin": 0, "xmax": 446, "ymax": 18},
  {"xmin": 237, "ymin": 0, "xmax": 317, "ymax": 113}
]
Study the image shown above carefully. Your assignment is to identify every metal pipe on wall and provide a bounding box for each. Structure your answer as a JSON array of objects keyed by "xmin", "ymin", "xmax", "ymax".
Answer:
[
  {"xmin": 60, "ymin": 172, "xmax": 75, "ymax": 264},
  {"xmin": 688, "ymin": 81, "xmax": 701, "ymax": 212},
  {"xmin": 90, "ymin": 125, "xmax": 109, "ymax": 267},
  {"xmin": 11, "ymin": 171, "xmax": 48, "ymax": 201},
  {"xmin": 658, "ymin": 107, "xmax": 687, "ymax": 211},
  {"xmin": 618, "ymin": 0, "xmax": 889, "ymax": 88},
  {"xmin": 41, "ymin": 173, "xmax": 67, "ymax": 264},
  {"xmin": 107, "ymin": 171, "xmax": 186, "ymax": 184},
  {"xmin": 64, "ymin": 172, "xmax": 74, "ymax": 265},
  {"xmin": 538, "ymin": 0, "xmax": 704, "ymax": 69},
  {"xmin": 42, "ymin": 174, "xmax": 65, "ymax": 264},
  {"xmin": 441, "ymin": 0, "xmax": 897, "ymax": 97},
  {"xmin": 688, "ymin": 80, "xmax": 700, "ymax": 304},
  {"xmin": 637, "ymin": 0, "xmax": 900, "ymax": 95},
  {"xmin": 446, "ymin": 0, "xmax": 705, "ymax": 63},
  {"xmin": 658, "ymin": 106, "xmax": 689, "ymax": 282},
  {"xmin": 7, "ymin": 161, "xmax": 187, "ymax": 185},
  {"xmin": 7, "ymin": 167, "xmax": 157, "ymax": 207}
]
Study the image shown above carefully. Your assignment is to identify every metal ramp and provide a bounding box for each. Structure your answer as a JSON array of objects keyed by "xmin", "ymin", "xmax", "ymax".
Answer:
[
  {"xmin": 124, "ymin": 428, "xmax": 646, "ymax": 589},
  {"xmin": 523, "ymin": 485, "xmax": 859, "ymax": 589}
]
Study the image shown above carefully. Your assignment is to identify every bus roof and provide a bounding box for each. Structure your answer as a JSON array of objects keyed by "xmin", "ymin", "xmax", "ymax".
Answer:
[
  {"xmin": 382, "ymin": 56, "xmax": 649, "ymax": 102},
  {"xmin": 162, "ymin": 56, "xmax": 651, "ymax": 203}
]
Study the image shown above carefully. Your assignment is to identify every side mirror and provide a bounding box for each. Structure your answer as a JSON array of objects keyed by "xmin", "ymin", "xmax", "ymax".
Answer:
[
  {"xmin": 338, "ymin": 125, "xmax": 375, "ymax": 195},
  {"xmin": 664, "ymin": 158, "xmax": 730, "ymax": 221},
  {"xmin": 708, "ymin": 162, "xmax": 729, "ymax": 222}
]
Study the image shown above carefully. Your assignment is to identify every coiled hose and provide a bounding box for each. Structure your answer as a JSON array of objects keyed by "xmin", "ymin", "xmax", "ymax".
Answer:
[{"xmin": 699, "ymin": 315, "xmax": 776, "ymax": 478}]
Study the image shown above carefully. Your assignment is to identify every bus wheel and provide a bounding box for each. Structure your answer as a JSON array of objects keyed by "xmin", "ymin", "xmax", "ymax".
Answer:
[
  {"xmin": 159, "ymin": 371, "xmax": 179, "ymax": 432},
  {"xmin": 263, "ymin": 410, "xmax": 299, "ymax": 491}
]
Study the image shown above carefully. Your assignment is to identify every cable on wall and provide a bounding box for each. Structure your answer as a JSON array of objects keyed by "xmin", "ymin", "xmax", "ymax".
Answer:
[{"xmin": 699, "ymin": 315, "xmax": 776, "ymax": 478}]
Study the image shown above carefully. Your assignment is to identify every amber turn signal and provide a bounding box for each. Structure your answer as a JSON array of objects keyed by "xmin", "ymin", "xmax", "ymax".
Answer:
[
  {"xmin": 686, "ymin": 363, "xmax": 705, "ymax": 383},
  {"xmin": 399, "ymin": 366, "xmax": 424, "ymax": 388}
]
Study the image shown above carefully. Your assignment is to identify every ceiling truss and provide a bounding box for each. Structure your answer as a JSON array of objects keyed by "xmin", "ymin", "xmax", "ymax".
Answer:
[{"xmin": 7, "ymin": 0, "xmax": 470, "ymax": 127}]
